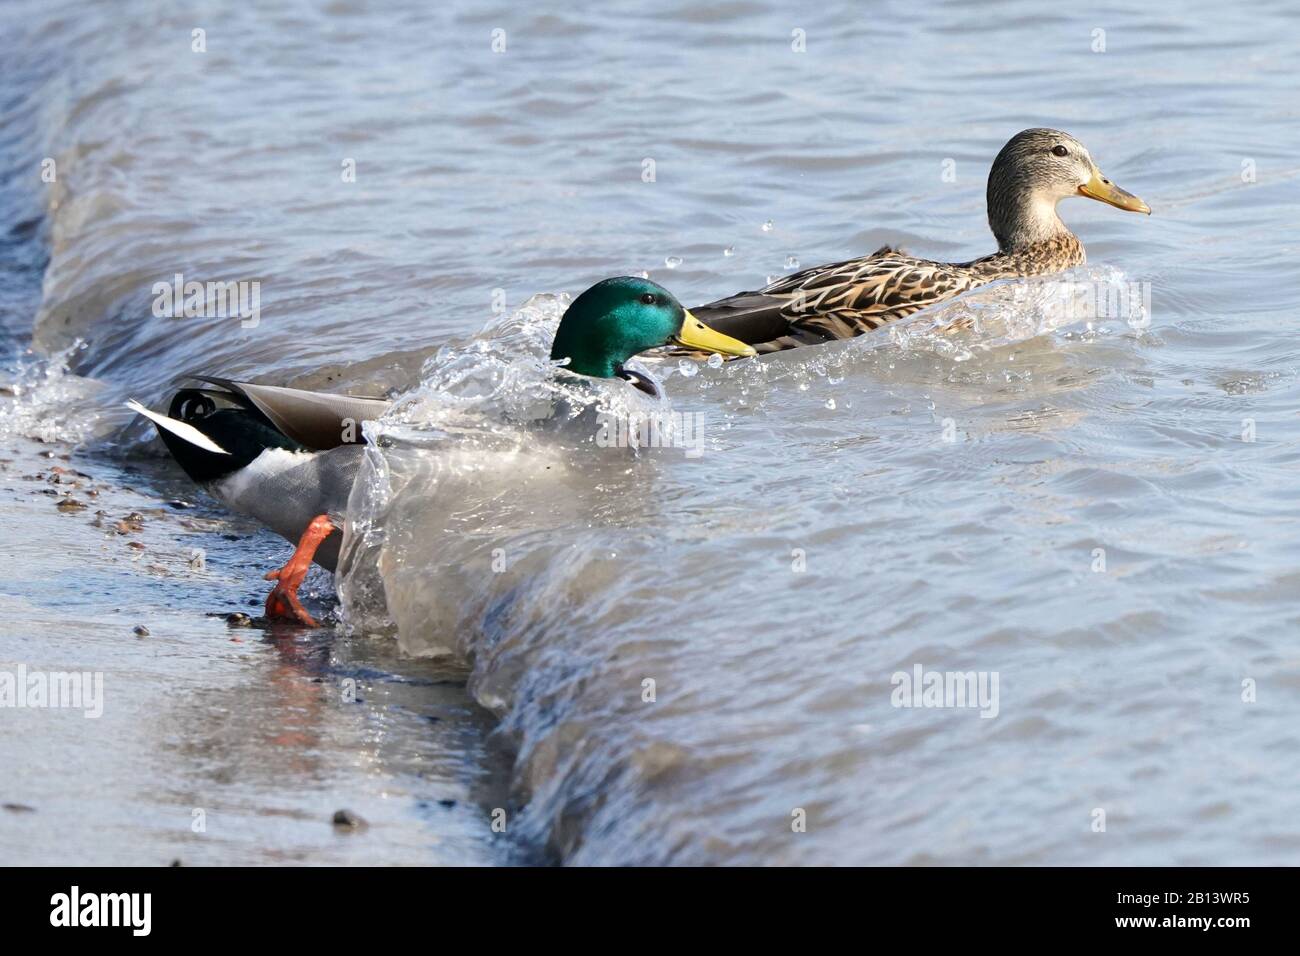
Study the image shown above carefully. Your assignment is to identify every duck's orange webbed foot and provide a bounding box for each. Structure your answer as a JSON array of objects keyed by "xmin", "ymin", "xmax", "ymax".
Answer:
[{"xmin": 264, "ymin": 514, "xmax": 335, "ymax": 627}]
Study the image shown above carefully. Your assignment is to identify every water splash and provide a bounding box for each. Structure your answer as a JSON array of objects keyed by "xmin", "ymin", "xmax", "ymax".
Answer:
[
  {"xmin": 0, "ymin": 341, "xmax": 103, "ymax": 444},
  {"xmin": 336, "ymin": 293, "xmax": 675, "ymax": 651},
  {"xmin": 886, "ymin": 266, "xmax": 1146, "ymax": 362}
]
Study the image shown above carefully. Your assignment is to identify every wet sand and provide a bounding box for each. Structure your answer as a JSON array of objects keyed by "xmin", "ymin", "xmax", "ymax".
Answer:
[{"xmin": 0, "ymin": 433, "xmax": 521, "ymax": 866}]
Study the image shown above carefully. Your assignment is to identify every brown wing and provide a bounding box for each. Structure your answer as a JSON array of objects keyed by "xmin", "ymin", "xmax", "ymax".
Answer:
[
  {"xmin": 191, "ymin": 376, "xmax": 391, "ymax": 450},
  {"xmin": 693, "ymin": 246, "xmax": 989, "ymax": 352}
]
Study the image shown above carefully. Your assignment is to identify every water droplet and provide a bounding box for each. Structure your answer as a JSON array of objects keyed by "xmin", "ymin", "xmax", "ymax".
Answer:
[
  {"xmin": 635, "ymin": 270, "xmax": 649, "ymax": 279},
  {"xmin": 825, "ymin": 398, "xmax": 836, "ymax": 410},
  {"xmin": 706, "ymin": 353, "xmax": 723, "ymax": 368},
  {"xmin": 785, "ymin": 255, "xmax": 800, "ymax": 269},
  {"xmin": 665, "ymin": 256, "xmax": 682, "ymax": 269},
  {"xmin": 761, "ymin": 219, "xmax": 774, "ymax": 232},
  {"xmin": 723, "ymin": 245, "xmax": 735, "ymax": 257},
  {"xmin": 677, "ymin": 359, "xmax": 698, "ymax": 378}
]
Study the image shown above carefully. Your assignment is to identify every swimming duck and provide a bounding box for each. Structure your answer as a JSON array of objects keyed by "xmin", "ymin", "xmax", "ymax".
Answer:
[
  {"xmin": 128, "ymin": 277, "xmax": 754, "ymax": 625},
  {"xmin": 692, "ymin": 128, "xmax": 1151, "ymax": 352}
]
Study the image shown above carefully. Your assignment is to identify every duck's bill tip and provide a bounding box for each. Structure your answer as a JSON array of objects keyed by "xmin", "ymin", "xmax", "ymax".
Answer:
[
  {"xmin": 1079, "ymin": 171, "xmax": 1151, "ymax": 215},
  {"xmin": 674, "ymin": 311, "xmax": 757, "ymax": 358}
]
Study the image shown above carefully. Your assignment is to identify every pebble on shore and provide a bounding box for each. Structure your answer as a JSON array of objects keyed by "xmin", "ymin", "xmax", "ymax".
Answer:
[{"xmin": 332, "ymin": 809, "xmax": 366, "ymax": 830}]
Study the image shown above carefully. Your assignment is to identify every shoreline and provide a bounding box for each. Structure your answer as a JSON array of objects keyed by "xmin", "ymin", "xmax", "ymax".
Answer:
[{"xmin": 0, "ymin": 431, "xmax": 523, "ymax": 866}]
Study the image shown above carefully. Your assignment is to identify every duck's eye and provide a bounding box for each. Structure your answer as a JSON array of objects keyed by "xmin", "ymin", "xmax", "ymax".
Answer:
[
  {"xmin": 640, "ymin": 293, "xmax": 657, "ymax": 305},
  {"xmin": 1051, "ymin": 145, "xmax": 1069, "ymax": 157}
]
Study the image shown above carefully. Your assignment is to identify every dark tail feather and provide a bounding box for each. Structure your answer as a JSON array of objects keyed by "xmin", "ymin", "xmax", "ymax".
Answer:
[
  {"xmin": 127, "ymin": 398, "xmax": 298, "ymax": 484},
  {"xmin": 126, "ymin": 399, "xmax": 242, "ymax": 484}
]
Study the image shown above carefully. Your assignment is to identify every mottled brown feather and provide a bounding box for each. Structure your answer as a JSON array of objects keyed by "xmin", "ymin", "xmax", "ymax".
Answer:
[
  {"xmin": 695, "ymin": 235, "xmax": 1085, "ymax": 353},
  {"xmin": 691, "ymin": 127, "xmax": 1139, "ymax": 353}
]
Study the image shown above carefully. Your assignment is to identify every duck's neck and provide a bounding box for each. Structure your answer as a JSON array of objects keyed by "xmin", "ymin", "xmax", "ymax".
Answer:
[
  {"xmin": 553, "ymin": 345, "xmax": 621, "ymax": 379},
  {"xmin": 979, "ymin": 178, "xmax": 1085, "ymax": 276},
  {"xmin": 615, "ymin": 365, "xmax": 662, "ymax": 398},
  {"xmin": 989, "ymin": 187, "xmax": 1079, "ymax": 249},
  {"xmin": 968, "ymin": 232, "xmax": 1086, "ymax": 280}
]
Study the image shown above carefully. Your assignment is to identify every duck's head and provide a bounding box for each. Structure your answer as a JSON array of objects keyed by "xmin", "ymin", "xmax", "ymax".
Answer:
[
  {"xmin": 986, "ymin": 128, "xmax": 1150, "ymax": 252},
  {"xmin": 550, "ymin": 276, "xmax": 755, "ymax": 379}
]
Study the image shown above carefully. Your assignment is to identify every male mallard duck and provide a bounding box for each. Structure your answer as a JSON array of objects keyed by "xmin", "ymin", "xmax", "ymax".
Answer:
[
  {"xmin": 128, "ymin": 277, "xmax": 754, "ymax": 625},
  {"xmin": 693, "ymin": 128, "xmax": 1151, "ymax": 352}
]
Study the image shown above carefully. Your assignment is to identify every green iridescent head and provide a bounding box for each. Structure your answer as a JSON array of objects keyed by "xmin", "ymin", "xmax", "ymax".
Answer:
[{"xmin": 550, "ymin": 276, "xmax": 754, "ymax": 379}]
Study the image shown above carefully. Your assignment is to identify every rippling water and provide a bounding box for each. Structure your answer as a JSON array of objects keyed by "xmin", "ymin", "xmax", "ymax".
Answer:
[{"xmin": 3, "ymin": 0, "xmax": 1299, "ymax": 864}]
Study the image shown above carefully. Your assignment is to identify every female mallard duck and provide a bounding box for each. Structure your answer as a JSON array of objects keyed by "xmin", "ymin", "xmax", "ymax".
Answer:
[
  {"xmin": 128, "ymin": 277, "xmax": 754, "ymax": 625},
  {"xmin": 693, "ymin": 128, "xmax": 1151, "ymax": 352}
]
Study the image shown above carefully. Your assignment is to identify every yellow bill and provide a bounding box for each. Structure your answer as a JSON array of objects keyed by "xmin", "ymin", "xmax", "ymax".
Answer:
[
  {"xmin": 1079, "ymin": 169, "xmax": 1151, "ymax": 214},
  {"xmin": 673, "ymin": 310, "xmax": 757, "ymax": 358}
]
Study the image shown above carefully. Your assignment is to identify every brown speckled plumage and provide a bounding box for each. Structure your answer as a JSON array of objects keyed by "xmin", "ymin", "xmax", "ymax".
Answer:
[{"xmin": 694, "ymin": 129, "xmax": 1147, "ymax": 353}]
